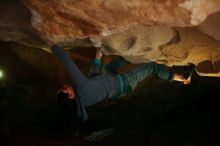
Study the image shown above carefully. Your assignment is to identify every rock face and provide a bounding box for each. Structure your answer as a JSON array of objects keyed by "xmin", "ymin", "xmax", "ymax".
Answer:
[
  {"xmin": 0, "ymin": 0, "xmax": 220, "ymax": 77},
  {"xmin": 162, "ymin": 28, "xmax": 220, "ymax": 77},
  {"xmin": 198, "ymin": 11, "xmax": 220, "ymax": 42},
  {"xmin": 101, "ymin": 25, "xmax": 220, "ymax": 76},
  {"xmin": 179, "ymin": 0, "xmax": 220, "ymax": 25},
  {"xmin": 23, "ymin": 0, "xmax": 220, "ymax": 43},
  {"xmin": 0, "ymin": 1, "xmax": 44, "ymax": 46},
  {"xmin": 101, "ymin": 25, "xmax": 177, "ymax": 63}
]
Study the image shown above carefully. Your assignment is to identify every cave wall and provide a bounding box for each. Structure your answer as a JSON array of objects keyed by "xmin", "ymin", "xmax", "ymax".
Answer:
[
  {"xmin": 0, "ymin": 0, "xmax": 220, "ymax": 77},
  {"xmin": 1, "ymin": 0, "xmax": 220, "ymax": 45},
  {"xmin": 0, "ymin": 42, "xmax": 77, "ymax": 85},
  {"xmin": 2, "ymin": 42, "xmax": 98, "ymax": 85},
  {"xmin": 22, "ymin": 0, "xmax": 220, "ymax": 42},
  {"xmin": 198, "ymin": 11, "xmax": 220, "ymax": 42},
  {"xmin": 0, "ymin": 0, "xmax": 44, "ymax": 46},
  {"xmin": 0, "ymin": 42, "xmax": 46, "ymax": 84},
  {"xmin": 101, "ymin": 25, "xmax": 220, "ymax": 76}
]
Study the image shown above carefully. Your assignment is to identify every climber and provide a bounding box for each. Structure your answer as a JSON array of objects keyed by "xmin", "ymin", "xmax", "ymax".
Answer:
[{"xmin": 51, "ymin": 45, "xmax": 191, "ymax": 121}]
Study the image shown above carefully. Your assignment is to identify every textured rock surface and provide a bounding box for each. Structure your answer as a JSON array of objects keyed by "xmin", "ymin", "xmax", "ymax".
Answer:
[
  {"xmin": 1, "ymin": 0, "xmax": 220, "ymax": 45},
  {"xmin": 23, "ymin": 0, "xmax": 188, "ymax": 44},
  {"xmin": 162, "ymin": 28, "xmax": 220, "ymax": 77},
  {"xmin": 0, "ymin": 1, "xmax": 44, "ymax": 46},
  {"xmin": 0, "ymin": 0, "xmax": 220, "ymax": 77},
  {"xmin": 101, "ymin": 25, "xmax": 177, "ymax": 62},
  {"xmin": 198, "ymin": 11, "xmax": 220, "ymax": 42},
  {"xmin": 101, "ymin": 25, "xmax": 220, "ymax": 76},
  {"xmin": 23, "ymin": 0, "xmax": 220, "ymax": 43},
  {"xmin": 179, "ymin": 0, "xmax": 220, "ymax": 25}
]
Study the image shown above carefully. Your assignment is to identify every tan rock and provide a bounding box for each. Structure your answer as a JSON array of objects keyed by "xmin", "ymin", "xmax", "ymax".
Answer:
[
  {"xmin": 23, "ymin": 0, "xmax": 189, "ymax": 44},
  {"xmin": 0, "ymin": 0, "xmax": 220, "ymax": 77},
  {"xmin": 198, "ymin": 11, "xmax": 220, "ymax": 42},
  {"xmin": 22, "ymin": 0, "xmax": 220, "ymax": 43},
  {"xmin": 100, "ymin": 25, "xmax": 220, "ymax": 76},
  {"xmin": 101, "ymin": 24, "xmax": 177, "ymax": 63},
  {"xmin": 179, "ymin": 0, "xmax": 220, "ymax": 25}
]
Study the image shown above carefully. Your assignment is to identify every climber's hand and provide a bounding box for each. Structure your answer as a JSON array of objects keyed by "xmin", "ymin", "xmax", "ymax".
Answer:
[{"xmin": 96, "ymin": 48, "xmax": 103, "ymax": 60}]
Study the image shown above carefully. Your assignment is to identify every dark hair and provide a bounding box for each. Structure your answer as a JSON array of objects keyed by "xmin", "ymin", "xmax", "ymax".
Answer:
[{"xmin": 56, "ymin": 91, "xmax": 77, "ymax": 114}]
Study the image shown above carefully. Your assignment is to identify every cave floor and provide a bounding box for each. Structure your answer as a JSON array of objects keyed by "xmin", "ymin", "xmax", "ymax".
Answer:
[{"xmin": 0, "ymin": 74, "xmax": 220, "ymax": 146}]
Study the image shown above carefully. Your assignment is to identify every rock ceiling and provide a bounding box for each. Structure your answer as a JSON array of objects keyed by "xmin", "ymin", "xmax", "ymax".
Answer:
[{"xmin": 0, "ymin": 0, "xmax": 220, "ymax": 76}]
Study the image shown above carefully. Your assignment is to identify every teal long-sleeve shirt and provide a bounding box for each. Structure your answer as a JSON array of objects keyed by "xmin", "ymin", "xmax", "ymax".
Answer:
[{"xmin": 52, "ymin": 46, "xmax": 122, "ymax": 121}]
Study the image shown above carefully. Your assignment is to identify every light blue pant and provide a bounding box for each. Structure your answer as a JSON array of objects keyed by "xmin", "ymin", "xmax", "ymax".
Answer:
[{"xmin": 104, "ymin": 57, "xmax": 174, "ymax": 95}]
